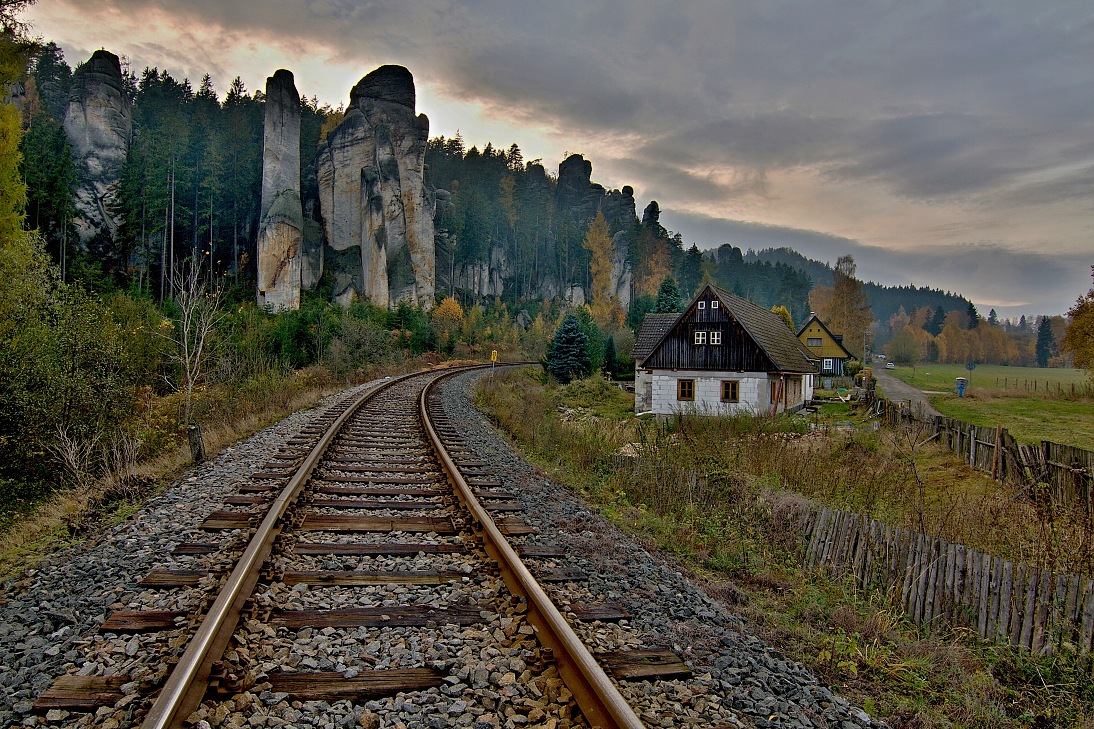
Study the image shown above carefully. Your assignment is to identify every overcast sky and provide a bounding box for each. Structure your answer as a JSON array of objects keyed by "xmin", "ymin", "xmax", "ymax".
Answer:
[{"xmin": 25, "ymin": 1, "xmax": 1094, "ymax": 318}]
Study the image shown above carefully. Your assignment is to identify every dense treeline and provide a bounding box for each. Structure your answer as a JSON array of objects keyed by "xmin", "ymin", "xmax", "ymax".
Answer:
[{"xmin": 746, "ymin": 247, "xmax": 971, "ymax": 328}]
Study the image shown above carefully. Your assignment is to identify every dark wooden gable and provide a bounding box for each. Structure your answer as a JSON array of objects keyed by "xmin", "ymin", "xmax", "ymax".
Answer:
[{"xmin": 642, "ymin": 291, "xmax": 776, "ymax": 372}]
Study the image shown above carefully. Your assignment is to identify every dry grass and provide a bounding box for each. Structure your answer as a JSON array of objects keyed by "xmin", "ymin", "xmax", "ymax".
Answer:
[
  {"xmin": 476, "ymin": 368, "xmax": 1094, "ymax": 727},
  {"xmin": 0, "ymin": 375, "xmax": 345, "ymax": 581}
]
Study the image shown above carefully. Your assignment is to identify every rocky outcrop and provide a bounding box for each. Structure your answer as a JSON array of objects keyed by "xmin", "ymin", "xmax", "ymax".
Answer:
[
  {"xmin": 257, "ymin": 69, "xmax": 302, "ymax": 311},
  {"xmin": 63, "ymin": 50, "xmax": 131, "ymax": 245},
  {"xmin": 316, "ymin": 65, "xmax": 434, "ymax": 309}
]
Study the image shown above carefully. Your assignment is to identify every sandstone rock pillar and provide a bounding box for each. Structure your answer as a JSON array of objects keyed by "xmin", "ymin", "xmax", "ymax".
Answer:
[
  {"xmin": 315, "ymin": 65, "xmax": 434, "ymax": 309},
  {"xmin": 257, "ymin": 69, "xmax": 302, "ymax": 311},
  {"xmin": 63, "ymin": 50, "xmax": 131, "ymax": 246}
]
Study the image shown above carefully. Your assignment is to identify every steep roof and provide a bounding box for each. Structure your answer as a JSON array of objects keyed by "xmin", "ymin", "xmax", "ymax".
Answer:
[
  {"xmin": 796, "ymin": 314, "xmax": 855, "ymax": 360},
  {"xmin": 709, "ymin": 286, "xmax": 818, "ymax": 373},
  {"xmin": 632, "ymin": 313, "xmax": 679, "ymax": 362}
]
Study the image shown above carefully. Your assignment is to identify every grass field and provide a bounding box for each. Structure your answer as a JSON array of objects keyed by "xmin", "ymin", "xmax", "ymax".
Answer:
[
  {"xmin": 887, "ymin": 363, "xmax": 1089, "ymax": 393},
  {"xmin": 887, "ymin": 363, "xmax": 1094, "ymax": 448}
]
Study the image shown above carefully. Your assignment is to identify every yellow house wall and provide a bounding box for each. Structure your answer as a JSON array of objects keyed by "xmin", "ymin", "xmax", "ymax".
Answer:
[{"xmin": 798, "ymin": 325, "xmax": 849, "ymax": 359}]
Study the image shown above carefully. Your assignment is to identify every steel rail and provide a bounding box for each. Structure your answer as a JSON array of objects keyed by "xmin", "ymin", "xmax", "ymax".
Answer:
[
  {"xmin": 142, "ymin": 373, "xmax": 417, "ymax": 729},
  {"xmin": 421, "ymin": 372, "xmax": 646, "ymax": 729}
]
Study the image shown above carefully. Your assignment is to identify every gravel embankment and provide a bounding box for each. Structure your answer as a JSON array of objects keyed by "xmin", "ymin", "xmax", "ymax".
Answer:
[
  {"xmin": 0, "ymin": 385, "xmax": 371, "ymax": 729},
  {"xmin": 439, "ymin": 370, "xmax": 882, "ymax": 729}
]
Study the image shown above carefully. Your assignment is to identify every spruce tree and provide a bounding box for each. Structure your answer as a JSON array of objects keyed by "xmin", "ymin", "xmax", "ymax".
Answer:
[
  {"xmin": 1036, "ymin": 316, "xmax": 1056, "ymax": 367},
  {"xmin": 654, "ymin": 275, "xmax": 682, "ymax": 313},
  {"xmin": 602, "ymin": 335, "xmax": 618, "ymax": 380},
  {"xmin": 546, "ymin": 312, "xmax": 590, "ymax": 384},
  {"xmin": 966, "ymin": 301, "xmax": 981, "ymax": 329}
]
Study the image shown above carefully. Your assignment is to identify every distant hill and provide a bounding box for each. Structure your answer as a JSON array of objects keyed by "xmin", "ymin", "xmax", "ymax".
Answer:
[{"xmin": 745, "ymin": 247, "xmax": 971, "ymax": 327}]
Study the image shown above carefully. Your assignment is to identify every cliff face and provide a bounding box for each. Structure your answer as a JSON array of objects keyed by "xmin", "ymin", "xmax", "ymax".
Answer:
[
  {"xmin": 62, "ymin": 50, "xmax": 131, "ymax": 245},
  {"xmin": 257, "ymin": 69, "xmax": 303, "ymax": 311},
  {"xmin": 315, "ymin": 65, "xmax": 435, "ymax": 309}
]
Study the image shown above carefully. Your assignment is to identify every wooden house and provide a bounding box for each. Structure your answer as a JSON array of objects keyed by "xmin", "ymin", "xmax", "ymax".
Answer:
[
  {"xmin": 796, "ymin": 314, "xmax": 856, "ymax": 376},
  {"xmin": 633, "ymin": 285, "xmax": 818, "ymax": 416}
]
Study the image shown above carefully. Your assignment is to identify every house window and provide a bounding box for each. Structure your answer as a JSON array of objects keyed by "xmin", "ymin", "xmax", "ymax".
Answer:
[
  {"xmin": 677, "ymin": 379, "xmax": 695, "ymax": 401},
  {"xmin": 710, "ymin": 330, "xmax": 722, "ymax": 345},
  {"xmin": 694, "ymin": 331, "xmax": 706, "ymax": 345},
  {"xmin": 697, "ymin": 301, "xmax": 706, "ymax": 309},
  {"xmin": 807, "ymin": 337, "xmax": 822, "ymax": 347},
  {"xmin": 711, "ymin": 300, "xmax": 719, "ymax": 308},
  {"xmin": 721, "ymin": 380, "xmax": 739, "ymax": 403},
  {"xmin": 823, "ymin": 358, "xmax": 834, "ymax": 372}
]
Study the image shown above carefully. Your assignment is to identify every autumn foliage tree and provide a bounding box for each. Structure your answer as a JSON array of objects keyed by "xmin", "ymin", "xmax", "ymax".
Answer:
[
  {"xmin": 581, "ymin": 212, "xmax": 621, "ymax": 329},
  {"xmin": 809, "ymin": 255, "xmax": 874, "ymax": 359},
  {"xmin": 771, "ymin": 305, "xmax": 794, "ymax": 331},
  {"xmin": 431, "ymin": 295, "xmax": 464, "ymax": 354},
  {"xmin": 1062, "ymin": 266, "xmax": 1094, "ymax": 378}
]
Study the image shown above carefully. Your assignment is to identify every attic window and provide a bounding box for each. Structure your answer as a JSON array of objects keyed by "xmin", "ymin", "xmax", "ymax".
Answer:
[
  {"xmin": 694, "ymin": 331, "xmax": 707, "ymax": 345},
  {"xmin": 807, "ymin": 338, "xmax": 822, "ymax": 347},
  {"xmin": 697, "ymin": 301, "xmax": 706, "ymax": 309},
  {"xmin": 711, "ymin": 300, "xmax": 719, "ymax": 308}
]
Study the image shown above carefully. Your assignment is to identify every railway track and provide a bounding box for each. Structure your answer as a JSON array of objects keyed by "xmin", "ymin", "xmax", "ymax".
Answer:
[{"xmin": 34, "ymin": 367, "xmax": 679, "ymax": 728}]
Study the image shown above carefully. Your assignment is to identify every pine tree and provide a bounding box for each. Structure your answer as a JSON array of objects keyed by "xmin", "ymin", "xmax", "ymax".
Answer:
[
  {"xmin": 545, "ymin": 312, "xmax": 590, "ymax": 384},
  {"xmin": 602, "ymin": 335, "xmax": 618, "ymax": 379},
  {"xmin": 678, "ymin": 244, "xmax": 704, "ymax": 297},
  {"xmin": 1036, "ymin": 316, "xmax": 1056, "ymax": 367},
  {"xmin": 654, "ymin": 275, "xmax": 682, "ymax": 313},
  {"xmin": 966, "ymin": 301, "xmax": 980, "ymax": 329}
]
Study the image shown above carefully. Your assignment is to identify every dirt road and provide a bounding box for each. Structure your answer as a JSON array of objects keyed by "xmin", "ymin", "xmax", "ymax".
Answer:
[{"xmin": 873, "ymin": 369, "xmax": 943, "ymax": 419}]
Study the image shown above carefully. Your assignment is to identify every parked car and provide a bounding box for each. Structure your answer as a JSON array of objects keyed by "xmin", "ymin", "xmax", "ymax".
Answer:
[{"xmin": 885, "ymin": 362, "xmax": 895, "ymax": 369}]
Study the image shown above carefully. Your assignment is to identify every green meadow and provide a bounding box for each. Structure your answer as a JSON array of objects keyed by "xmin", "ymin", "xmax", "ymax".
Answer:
[{"xmin": 887, "ymin": 364, "xmax": 1093, "ymax": 447}]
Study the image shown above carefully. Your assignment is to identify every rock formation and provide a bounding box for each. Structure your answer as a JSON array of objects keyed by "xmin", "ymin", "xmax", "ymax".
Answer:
[
  {"xmin": 62, "ymin": 50, "xmax": 131, "ymax": 245},
  {"xmin": 256, "ymin": 69, "xmax": 302, "ymax": 311},
  {"xmin": 316, "ymin": 65, "xmax": 434, "ymax": 308}
]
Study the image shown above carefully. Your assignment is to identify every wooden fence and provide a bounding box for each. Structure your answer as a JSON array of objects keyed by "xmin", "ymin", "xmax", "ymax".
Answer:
[
  {"xmin": 804, "ymin": 506, "xmax": 1094, "ymax": 655},
  {"xmin": 869, "ymin": 396, "xmax": 1094, "ymax": 509}
]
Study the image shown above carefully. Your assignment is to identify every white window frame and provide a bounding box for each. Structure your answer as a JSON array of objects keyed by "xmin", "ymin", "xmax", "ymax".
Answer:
[
  {"xmin": 711, "ymin": 300, "xmax": 719, "ymax": 308},
  {"xmin": 697, "ymin": 301, "xmax": 706, "ymax": 309},
  {"xmin": 710, "ymin": 330, "xmax": 722, "ymax": 344},
  {"xmin": 694, "ymin": 331, "xmax": 707, "ymax": 345},
  {"xmin": 823, "ymin": 358, "xmax": 834, "ymax": 371}
]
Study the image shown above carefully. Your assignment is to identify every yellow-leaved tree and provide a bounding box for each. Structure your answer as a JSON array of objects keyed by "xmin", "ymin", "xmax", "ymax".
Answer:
[
  {"xmin": 1062, "ymin": 266, "xmax": 1094, "ymax": 378},
  {"xmin": 808, "ymin": 255, "xmax": 874, "ymax": 360},
  {"xmin": 581, "ymin": 212, "xmax": 622, "ymax": 329},
  {"xmin": 431, "ymin": 295, "xmax": 463, "ymax": 354}
]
